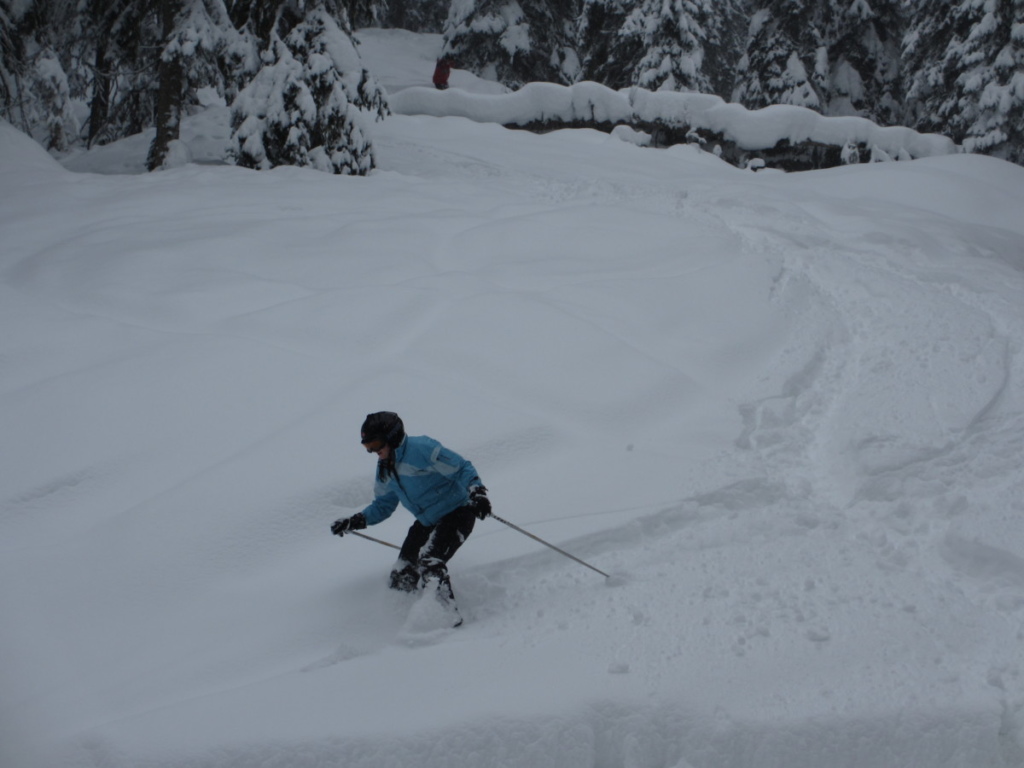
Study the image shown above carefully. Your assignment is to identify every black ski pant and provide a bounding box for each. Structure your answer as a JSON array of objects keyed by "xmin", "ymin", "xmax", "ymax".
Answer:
[{"xmin": 390, "ymin": 505, "xmax": 475, "ymax": 593}]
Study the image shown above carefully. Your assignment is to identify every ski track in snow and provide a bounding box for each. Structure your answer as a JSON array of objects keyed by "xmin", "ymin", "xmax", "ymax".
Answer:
[
  {"xmin": 371, "ymin": 125, "xmax": 1024, "ymax": 763},
  {"xmin": 3, "ymin": 30, "xmax": 1024, "ymax": 768}
]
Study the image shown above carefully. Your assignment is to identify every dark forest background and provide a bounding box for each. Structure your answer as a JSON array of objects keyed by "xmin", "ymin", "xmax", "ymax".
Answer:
[{"xmin": 2, "ymin": 0, "xmax": 1020, "ymax": 173}]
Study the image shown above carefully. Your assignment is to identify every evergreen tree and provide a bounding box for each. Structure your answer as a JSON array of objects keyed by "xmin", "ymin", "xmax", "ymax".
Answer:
[
  {"xmin": 580, "ymin": 0, "xmax": 743, "ymax": 94},
  {"xmin": 385, "ymin": 0, "xmax": 448, "ymax": 32},
  {"xmin": 79, "ymin": 0, "xmax": 116, "ymax": 146},
  {"xmin": 344, "ymin": 0, "xmax": 388, "ymax": 29},
  {"xmin": 702, "ymin": 0, "xmax": 746, "ymax": 96},
  {"xmin": 31, "ymin": 46, "xmax": 79, "ymax": 150},
  {"xmin": 73, "ymin": 0, "xmax": 165, "ymax": 146},
  {"xmin": 148, "ymin": 0, "xmax": 240, "ymax": 170},
  {"xmin": 149, "ymin": 0, "xmax": 189, "ymax": 171},
  {"xmin": 578, "ymin": 0, "xmax": 640, "ymax": 88},
  {"xmin": 1, "ymin": 0, "xmax": 30, "ymax": 130},
  {"xmin": 735, "ymin": 0, "xmax": 904, "ymax": 123},
  {"xmin": 0, "ymin": 0, "xmax": 81, "ymax": 150},
  {"xmin": 733, "ymin": 0, "xmax": 829, "ymax": 110},
  {"xmin": 628, "ymin": 0, "xmax": 708, "ymax": 91},
  {"xmin": 826, "ymin": 0, "xmax": 903, "ymax": 124},
  {"xmin": 904, "ymin": 0, "xmax": 1024, "ymax": 163},
  {"xmin": 442, "ymin": 0, "xmax": 581, "ymax": 88},
  {"xmin": 228, "ymin": 4, "xmax": 387, "ymax": 174}
]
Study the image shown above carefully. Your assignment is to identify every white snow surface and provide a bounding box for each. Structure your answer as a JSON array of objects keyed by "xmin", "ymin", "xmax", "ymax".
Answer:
[{"xmin": 3, "ymin": 28, "xmax": 1024, "ymax": 768}]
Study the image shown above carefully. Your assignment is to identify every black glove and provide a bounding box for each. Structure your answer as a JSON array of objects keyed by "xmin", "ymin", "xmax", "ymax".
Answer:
[
  {"xmin": 468, "ymin": 485, "xmax": 491, "ymax": 520},
  {"xmin": 331, "ymin": 513, "xmax": 367, "ymax": 537}
]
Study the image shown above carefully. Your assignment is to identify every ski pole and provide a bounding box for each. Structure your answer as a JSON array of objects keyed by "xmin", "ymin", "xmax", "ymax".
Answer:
[
  {"xmin": 351, "ymin": 530, "xmax": 400, "ymax": 550},
  {"xmin": 490, "ymin": 513, "xmax": 610, "ymax": 579}
]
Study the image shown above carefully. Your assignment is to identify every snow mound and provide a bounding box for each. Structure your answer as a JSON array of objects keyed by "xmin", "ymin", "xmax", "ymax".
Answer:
[{"xmin": 0, "ymin": 119, "xmax": 67, "ymax": 176}]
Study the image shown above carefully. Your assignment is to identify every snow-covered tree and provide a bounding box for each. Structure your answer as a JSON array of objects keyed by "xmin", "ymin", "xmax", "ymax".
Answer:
[
  {"xmin": 148, "ymin": 0, "xmax": 241, "ymax": 170},
  {"xmin": 228, "ymin": 5, "xmax": 387, "ymax": 174},
  {"xmin": 733, "ymin": 0, "xmax": 829, "ymax": 110},
  {"xmin": 577, "ymin": 0, "xmax": 637, "ymax": 88},
  {"xmin": 904, "ymin": 0, "xmax": 1024, "ymax": 163},
  {"xmin": 734, "ymin": 0, "xmax": 905, "ymax": 124},
  {"xmin": 345, "ymin": 0, "xmax": 388, "ymax": 28},
  {"xmin": 826, "ymin": 0, "xmax": 903, "ymax": 124},
  {"xmin": 0, "ymin": 0, "xmax": 81, "ymax": 150},
  {"xmin": 579, "ymin": 0, "xmax": 744, "ymax": 94},
  {"xmin": 698, "ymin": 0, "xmax": 746, "ymax": 96},
  {"xmin": 385, "ymin": 0, "xmax": 448, "ymax": 32},
  {"xmin": 30, "ymin": 47, "xmax": 78, "ymax": 150},
  {"xmin": 0, "ymin": 0, "xmax": 24, "ymax": 121},
  {"xmin": 71, "ymin": 0, "xmax": 165, "ymax": 146},
  {"xmin": 442, "ymin": 0, "xmax": 581, "ymax": 88}
]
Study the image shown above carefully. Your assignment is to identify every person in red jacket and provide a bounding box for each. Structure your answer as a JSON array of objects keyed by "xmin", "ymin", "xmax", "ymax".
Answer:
[{"xmin": 432, "ymin": 56, "xmax": 453, "ymax": 90}]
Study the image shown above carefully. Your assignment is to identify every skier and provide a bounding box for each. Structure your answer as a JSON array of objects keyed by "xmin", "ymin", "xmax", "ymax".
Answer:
[
  {"xmin": 331, "ymin": 412, "xmax": 490, "ymax": 625},
  {"xmin": 432, "ymin": 56, "xmax": 453, "ymax": 90}
]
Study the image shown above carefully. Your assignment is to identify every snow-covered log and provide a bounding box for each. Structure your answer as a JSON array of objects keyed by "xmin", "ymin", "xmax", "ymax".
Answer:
[{"xmin": 390, "ymin": 80, "xmax": 959, "ymax": 170}]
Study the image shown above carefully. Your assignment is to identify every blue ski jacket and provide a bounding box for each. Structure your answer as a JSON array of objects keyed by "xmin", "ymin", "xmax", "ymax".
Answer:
[{"xmin": 361, "ymin": 435, "xmax": 482, "ymax": 527}]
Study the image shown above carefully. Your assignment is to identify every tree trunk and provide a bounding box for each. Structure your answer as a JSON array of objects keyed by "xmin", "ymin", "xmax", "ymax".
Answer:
[
  {"xmin": 147, "ymin": 0, "xmax": 184, "ymax": 171},
  {"xmin": 87, "ymin": 39, "xmax": 111, "ymax": 147}
]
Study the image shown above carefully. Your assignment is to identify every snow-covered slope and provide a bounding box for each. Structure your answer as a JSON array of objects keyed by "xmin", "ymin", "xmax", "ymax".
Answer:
[{"xmin": 2, "ymin": 31, "xmax": 1024, "ymax": 768}]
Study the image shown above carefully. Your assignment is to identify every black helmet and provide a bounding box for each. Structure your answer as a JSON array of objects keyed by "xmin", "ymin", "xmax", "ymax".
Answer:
[{"xmin": 360, "ymin": 411, "xmax": 405, "ymax": 448}]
